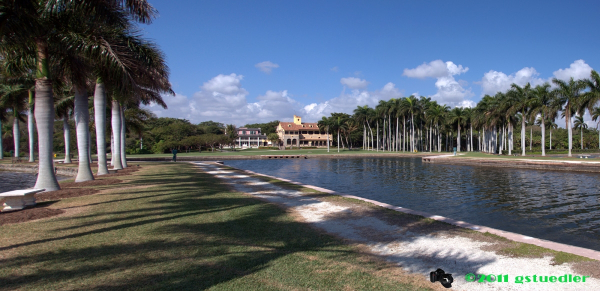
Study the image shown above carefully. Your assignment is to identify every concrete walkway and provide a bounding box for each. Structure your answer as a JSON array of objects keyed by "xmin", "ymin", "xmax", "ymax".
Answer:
[{"xmin": 194, "ymin": 161, "xmax": 599, "ymax": 291}]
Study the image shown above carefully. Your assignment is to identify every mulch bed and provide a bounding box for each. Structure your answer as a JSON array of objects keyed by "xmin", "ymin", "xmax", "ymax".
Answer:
[
  {"xmin": 36, "ymin": 188, "xmax": 101, "ymax": 202},
  {"xmin": 0, "ymin": 165, "xmax": 141, "ymax": 225},
  {"xmin": 0, "ymin": 202, "xmax": 64, "ymax": 226}
]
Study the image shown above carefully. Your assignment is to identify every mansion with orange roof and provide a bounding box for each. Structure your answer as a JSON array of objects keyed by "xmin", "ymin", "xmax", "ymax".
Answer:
[{"xmin": 277, "ymin": 115, "xmax": 332, "ymax": 147}]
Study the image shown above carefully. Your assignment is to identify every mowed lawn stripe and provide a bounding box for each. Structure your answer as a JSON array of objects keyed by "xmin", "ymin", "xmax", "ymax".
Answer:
[{"xmin": 0, "ymin": 163, "xmax": 435, "ymax": 291}]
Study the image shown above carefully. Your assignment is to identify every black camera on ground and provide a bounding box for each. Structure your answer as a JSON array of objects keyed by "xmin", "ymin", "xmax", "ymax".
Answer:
[{"xmin": 430, "ymin": 268, "xmax": 453, "ymax": 288}]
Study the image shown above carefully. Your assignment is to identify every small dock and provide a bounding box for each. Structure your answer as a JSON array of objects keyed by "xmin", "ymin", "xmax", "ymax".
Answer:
[
  {"xmin": 261, "ymin": 155, "xmax": 307, "ymax": 159},
  {"xmin": 422, "ymin": 155, "xmax": 454, "ymax": 163}
]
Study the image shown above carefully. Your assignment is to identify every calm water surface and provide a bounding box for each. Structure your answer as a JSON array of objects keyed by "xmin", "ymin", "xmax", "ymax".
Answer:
[
  {"xmin": 225, "ymin": 157, "xmax": 600, "ymax": 251},
  {"xmin": 0, "ymin": 171, "xmax": 70, "ymax": 192}
]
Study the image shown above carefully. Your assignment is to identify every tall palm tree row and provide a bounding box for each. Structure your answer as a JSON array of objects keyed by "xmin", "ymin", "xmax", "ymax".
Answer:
[
  {"xmin": 0, "ymin": 0, "xmax": 171, "ymax": 190},
  {"xmin": 320, "ymin": 70, "xmax": 600, "ymax": 154}
]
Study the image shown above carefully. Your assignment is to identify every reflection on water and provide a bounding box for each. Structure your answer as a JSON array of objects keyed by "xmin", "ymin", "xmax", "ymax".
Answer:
[
  {"xmin": 0, "ymin": 171, "xmax": 70, "ymax": 192},
  {"xmin": 225, "ymin": 157, "xmax": 600, "ymax": 251}
]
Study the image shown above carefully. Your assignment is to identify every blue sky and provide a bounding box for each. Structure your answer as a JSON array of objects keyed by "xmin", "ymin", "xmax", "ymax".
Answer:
[{"xmin": 141, "ymin": 0, "xmax": 600, "ymax": 126}]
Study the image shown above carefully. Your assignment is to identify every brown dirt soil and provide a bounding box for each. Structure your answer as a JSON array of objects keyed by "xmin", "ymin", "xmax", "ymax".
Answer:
[
  {"xmin": 0, "ymin": 202, "xmax": 65, "ymax": 226},
  {"xmin": 102, "ymin": 166, "xmax": 140, "ymax": 177},
  {"xmin": 60, "ymin": 178, "xmax": 122, "ymax": 189},
  {"xmin": 36, "ymin": 188, "xmax": 101, "ymax": 202}
]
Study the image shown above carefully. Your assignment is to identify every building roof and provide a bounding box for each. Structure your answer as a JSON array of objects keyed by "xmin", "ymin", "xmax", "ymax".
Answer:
[
  {"xmin": 279, "ymin": 122, "xmax": 320, "ymax": 130},
  {"xmin": 238, "ymin": 128, "xmax": 261, "ymax": 131}
]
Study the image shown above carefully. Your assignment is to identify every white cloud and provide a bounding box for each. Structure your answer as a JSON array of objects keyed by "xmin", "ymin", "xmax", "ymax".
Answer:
[
  {"xmin": 340, "ymin": 77, "xmax": 369, "ymax": 90},
  {"xmin": 403, "ymin": 60, "xmax": 468, "ymax": 79},
  {"xmin": 302, "ymin": 82, "xmax": 404, "ymax": 121},
  {"xmin": 479, "ymin": 60, "xmax": 595, "ymax": 96},
  {"xmin": 255, "ymin": 61, "xmax": 279, "ymax": 74},
  {"xmin": 201, "ymin": 73, "xmax": 248, "ymax": 95},
  {"xmin": 330, "ymin": 66, "xmax": 339, "ymax": 72},
  {"xmin": 480, "ymin": 67, "xmax": 545, "ymax": 96},
  {"xmin": 456, "ymin": 100, "xmax": 476, "ymax": 108},
  {"xmin": 552, "ymin": 59, "xmax": 593, "ymax": 81},
  {"xmin": 404, "ymin": 60, "xmax": 472, "ymax": 107}
]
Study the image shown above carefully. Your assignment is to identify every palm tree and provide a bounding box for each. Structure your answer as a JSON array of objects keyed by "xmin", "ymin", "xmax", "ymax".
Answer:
[
  {"xmin": 528, "ymin": 83, "xmax": 554, "ymax": 156},
  {"xmin": 0, "ymin": 0, "xmax": 158, "ymax": 191},
  {"xmin": 375, "ymin": 100, "xmax": 390, "ymax": 151},
  {"xmin": 591, "ymin": 106, "xmax": 600, "ymax": 150},
  {"xmin": 0, "ymin": 105, "xmax": 6, "ymax": 159},
  {"xmin": 317, "ymin": 116, "xmax": 332, "ymax": 152},
  {"xmin": 548, "ymin": 120, "xmax": 557, "ymax": 150},
  {"xmin": 55, "ymin": 91, "xmax": 74, "ymax": 163},
  {"xmin": 573, "ymin": 115, "xmax": 588, "ymax": 149},
  {"xmin": 341, "ymin": 118, "xmax": 359, "ymax": 149},
  {"xmin": 27, "ymin": 90, "xmax": 35, "ymax": 162},
  {"xmin": 400, "ymin": 96, "xmax": 419, "ymax": 152},
  {"xmin": 0, "ymin": 84, "xmax": 27, "ymax": 158},
  {"xmin": 552, "ymin": 77, "xmax": 587, "ymax": 157},
  {"xmin": 427, "ymin": 104, "xmax": 445, "ymax": 152},
  {"xmin": 330, "ymin": 114, "xmax": 349, "ymax": 152},
  {"xmin": 353, "ymin": 105, "xmax": 371, "ymax": 150},
  {"xmin": 449, "ymin": 107, "xmax": 467, "ymax": 152},
  {"xmin": 581, "ymin": 70, "xmax": 600, "ymax": 116},
  {"xmin": 124, "ymin": 106, "xmax": 155, "ymax": 150},
  {"xmin": 508, "ymin": 83, "xmax": 533, "ymax": 156}
]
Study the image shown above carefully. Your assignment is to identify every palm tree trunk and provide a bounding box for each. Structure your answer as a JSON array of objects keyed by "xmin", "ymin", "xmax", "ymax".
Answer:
[
  {"xmin": 33, "ymin": 77, "xmax": 60, "ymax": 191},
  {"xmin": 521, "ymin": 113, "xmax": 526, "ymax": 156},
  {"xmin": 567, "ymin": 108, "xmax": 572, "ymax": 157},
  {"xmin": 13, "ymin": 111, "xmax": 20, "ymax": 158},
  {"xmin": 470, "ymin": 125, "xmax": 473, "ymax": 152},
  {"xmin": 28, "ymin": 91, "xmax": 35, "ymax": 162},
  {"xmin": 530, "ymin": 126, "xmax": 532, "ymax": 150},
  {"xmin": 382, "ymin": 118, "xmax": 386, "ymax": 152},
  {"xmin": 581, "ymin": 128, "xmax": 583, "ymax": 150},
  {"xmin": 437, "ymin": 123, "xmax": 441, "ymax": 152},
  {"xmin": 541, "ymin": 116, "xmax": 546, "ymax": 156},
  {"xmin": 120, "ymin": 104, "xmax": 127, "ymax": 168},
  {"xmin": 457, "ymin": 124, "xmax": 461, "ymax": 152},
  {"xmin": 327, "ymin": 127, "xmax": 330, "ymax": 152},
  {"xmin": 0, "ymin": 118, "xmax": 3, "ymax": 159},
  {"xmin": 445, "ymin": 132, "xmax": 448, "ymax": 151},
  {"xmin": 376, "ymin": 121, "xmax": 379, "ymax": 152},
  {"xmin": 94, "ymin": 81, "xmax": 109, "ymax": 175},
  {"xmin": 88, "ymin": 132, "xmax": 92, "ymax": 164},
  {"xmin": 403, "ymin": 118, "xmax": 406, "ymax": 152},
  {"xmin": 411, "ymin": 113, "xmax": 415, "ymax": 152},
  {"xmin": 550, "ymin": 127, "xmax": 556, "ymax": 150},
  {"xmin": 110, "ymin": 132, "xmax": 114, "ymax": 166},
  {"xmin": 388, "ymin": 115, "xmax": 394, "ymax": 151},
  {"xmin": 111, "ymin": 100, "xmax": 123, "ymax": 169},
  {"xmin": 396, "ymin": 117, "xmax": 399, "ymax": 152},
  {"xmin": 363, "ymin": 124, "xmax": 365, "ymax": 150},
  {"xmin": 63, "ymin": 115, "xmax": 71, "ymax": 163},
  {"xmin": 74, "ymin": 85, "xmax": 94, "ymax": 181},
  {"xmin": 508, "ymin": 123, "xmax": 515, "ymax": 154},
  {"xmin": 429, "ymin": 124, "xmax": 432, "ymax": 152},
  {"xmin": 337, "ymin": 128, "xmax": 340, "ymax": 153}
]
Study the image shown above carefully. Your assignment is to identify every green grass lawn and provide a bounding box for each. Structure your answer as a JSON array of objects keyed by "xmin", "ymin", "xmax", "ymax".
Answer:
[{"xmin": 0, "ymin": 162, "xmax": 434, "ymax": 290}]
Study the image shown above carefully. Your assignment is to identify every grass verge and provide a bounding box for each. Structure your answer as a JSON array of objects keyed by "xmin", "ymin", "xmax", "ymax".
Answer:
[{"xmin": 0, "ymin": 162, "xmax": 437, "ymax": 290}]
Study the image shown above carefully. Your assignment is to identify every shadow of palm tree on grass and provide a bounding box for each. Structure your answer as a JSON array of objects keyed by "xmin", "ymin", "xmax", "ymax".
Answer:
[{"xmin": 0, "ymin": 163, "xmax": 429, "ymax": 290}]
